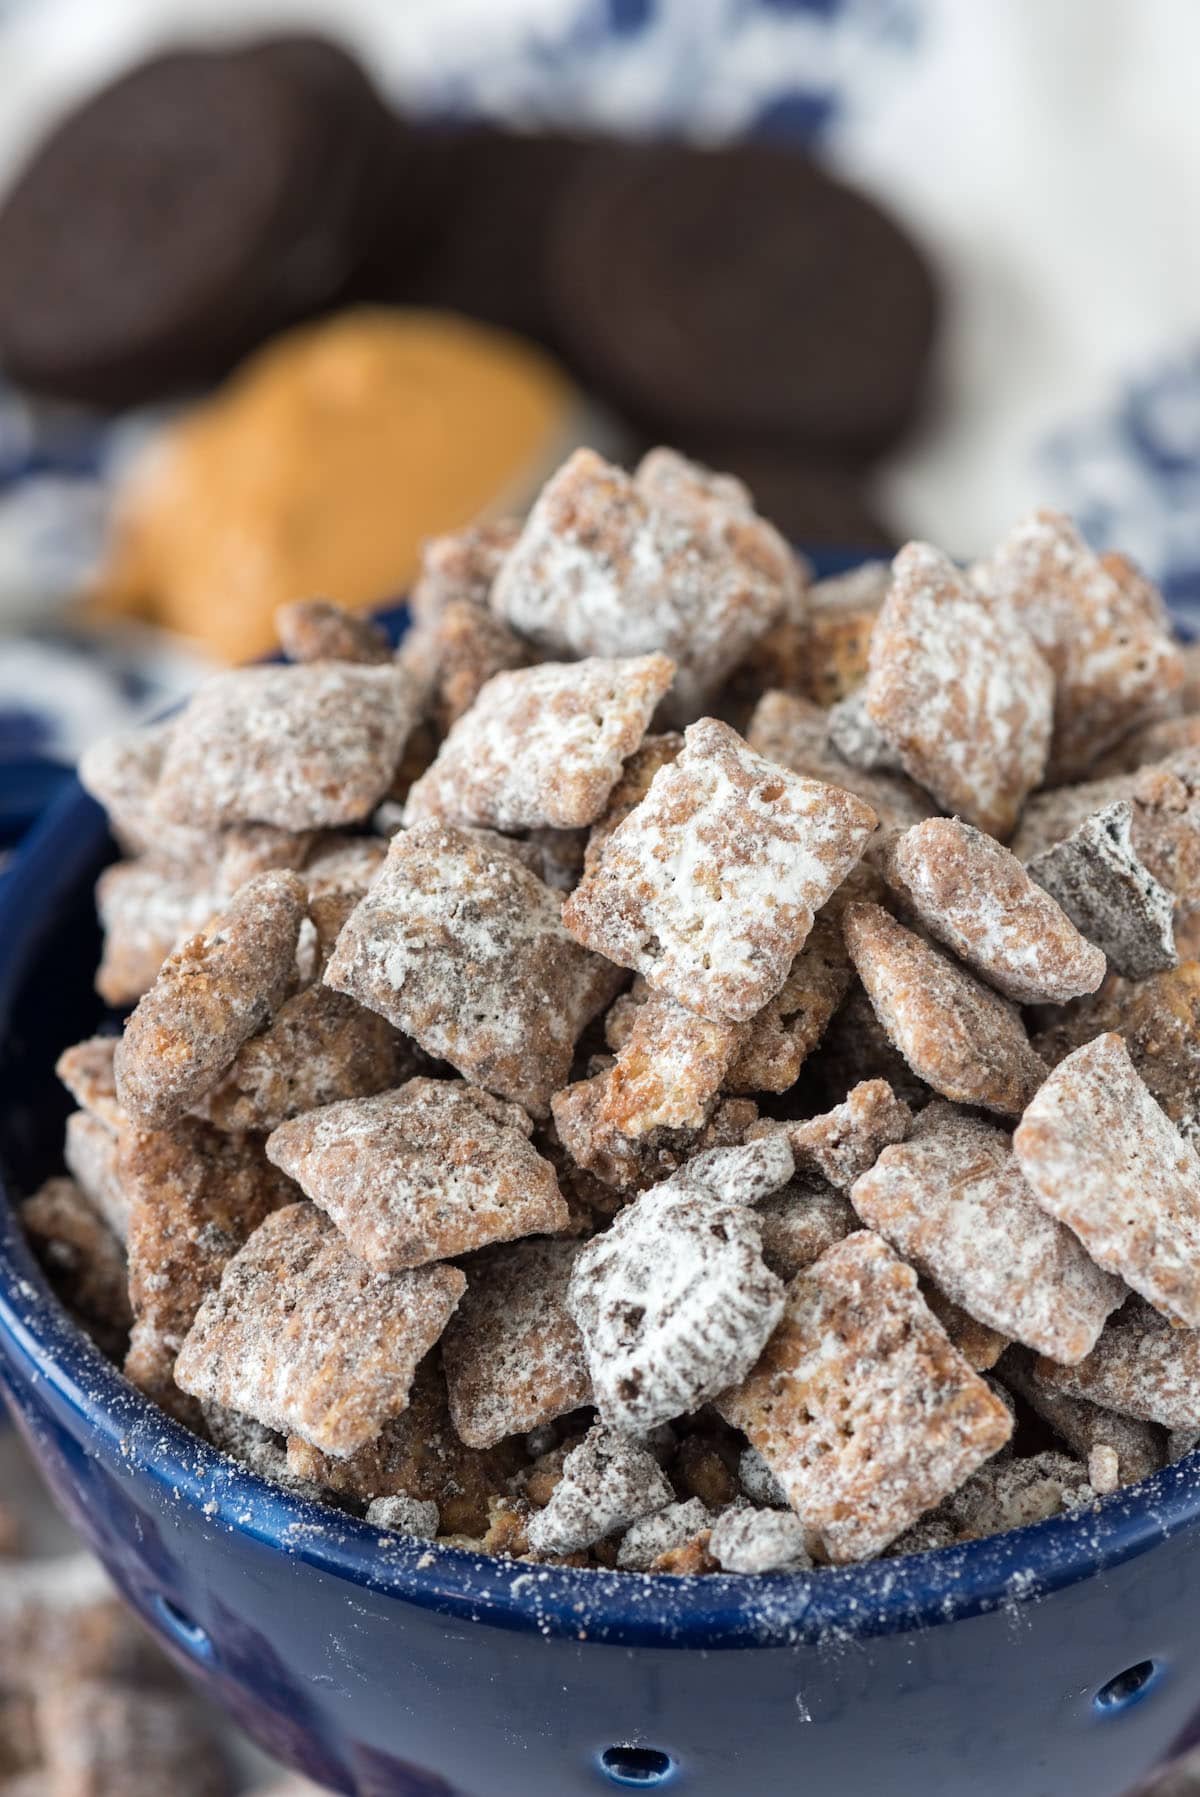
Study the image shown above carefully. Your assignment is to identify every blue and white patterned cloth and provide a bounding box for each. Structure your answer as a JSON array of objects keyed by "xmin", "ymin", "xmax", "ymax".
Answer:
[{"xmin": 3, "ymin": 0, "xmax": 1200, "ymax": 804}]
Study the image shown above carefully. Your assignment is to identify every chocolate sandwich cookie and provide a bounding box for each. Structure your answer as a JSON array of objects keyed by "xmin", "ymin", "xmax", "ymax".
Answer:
[
  {"xmin": 0, "ymin": 39, "xmax": 394, "ymax": 406},
  {"xmin": 547, "ymin": 141, "xmax": 938, "ymax": 452},
  {"xmin": 368, "ymin": 127, "xmax": 590, "ymax": 346}
]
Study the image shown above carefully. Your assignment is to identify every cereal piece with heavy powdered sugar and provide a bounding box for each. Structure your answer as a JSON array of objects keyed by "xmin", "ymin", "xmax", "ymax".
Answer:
[
  {"xmin": 441, "ymin": 1238, "xmax": 592, "ymax": 1448},
  {"xmin": 78, "ymin": 719, "xmax": 212, "ymax": 863},
  {"xmin": 598, "ymin": 988, "xmax": 741, "ymax": 1137},
  {"xmin": 367, "ymin": 1495, "xmax": 440, "ymax": 1538},
  {"xmin": 174, "ymin": 1204, "xmax": 465, "ymax": 1458},
  {"xmin": 94, "ymin": 857, "xmax": 221, "ymax": 1007},
  {"xmin": 584, "ymin": 734, "xmax": 684, "ymax": 875},
  {"xmin": 275, "ymin": 598, "xmax": 392, "ymax": 665},
  {"xmin": 745, "ymin": 688, "xmax": 937, "ymax": 850},
  {"xmin": 121, "ymin": 1121, "xmax": 295, "ymax": 1373},
  {"xmin": 324, "ymin": 823, "xmax": 622, "ymax": 1117},
  {"xmin": 718, "ymin": 1231, "xmax": 1013, "ymax": 1563},
  {"xmin": 1033, "ymin": 1298, "xmax": 1200, "ymax": 1430},
  {"xmin": 114, "ymin": 871, "xmax": 307, "ymax": 1128},
  {"xmin": 63, "ymin": 1111, "xmax": 128, "ymax": 1241},
  {"xmin": 525, "ymin": 1425, "xmax": 674, "ymax": 1555},
  {"xmin": 886, "ymin": 818, "xmax": 1106, "ymax": 1004},
  {"xmin": 563, "ymin": 717, "xmax": 877, "ymax": 1024},
  {"xmin": 826, "ymin": 688, "xmax": 905, "ymax": 774},
  {"xmin": 724, "ymin": 900, "xmax": 861, "ymax": 1094},
  {"xmin": 266, "ymin": 1079, "xmax": 567, "ymax": 1272},
  {"xmin": 863, "ymin": 542, "xmax": 1053, "ymax": 838},
  {"xmin": 404, "ymin": 653, "xmax": 675, "ymax": 833},
  {"xmin": 1026, "ymin": 801, "xmax": 1177, "ymax": 979},
  {"xmin": 774, "ymin": 1079, "xmax": 913, "ymax": 1189},
  {"xmin": 1034, "ymin": 964, "xmax": 1200, "ymax": 1147},
  {"xmin": 671, "ymin": 1135, "xmax": 797, "ymax": 1206},
  {"xmin": 55, "ymin": 1038, "xmax": 124, "ymax": 1132},
  {"xmin": 193, "ymin": 986, "xmax": 413, "ymax": 1134},
  {"xmin": 850, "ymin": 1103, "xmax": 1124, "ymax": 1362},
  {"xmin": 153, "ymin": 662, "xmax": 416, "ymax": 830},
  {"xmin": 410, "ymin": 517, "xmax": 520, "ymax": 624},
  {"xmin": 1015, "ymin": 1033, "xmax": 1200, "ymax": 1328},
  {"xmin": 752, "ymin": 1175, "xmax": 858, "ymax": 1281},
  {"xmin": 491, "ymin": 448, "xmax": 798, "ymax": 722},
  {"xmin": 566, "ymin": 1150, "xmax": 789, "ymax": 1432},
  {"xmin": 286, "ymin": 1354, "xmax": 518, "ymax": 1533},
  {"xmin": 974, "ymin": 510, "xmax": 1183, "ymax": 781},
  {"xmin": 399, "ymin": 597, "xmax": 532, "ymax": 737},
  {"xmin": 843, "ymin": 903, "xmax": 1046, "ymax": 1115},
  {"xmin": 21, "ymin": 1177, "xmax": 132, "ymax": 1339},
  {"xmin": 1000, "ymin": 1350, "xmax": 1165, "ymax": 1488},
  {"xmin": 617, "ymin": 1498, "xmax": 713, "ymax": 1571},
  {"xmin": 708, "ymin": 1505, "xmax": 812, "ymax": 1573}
]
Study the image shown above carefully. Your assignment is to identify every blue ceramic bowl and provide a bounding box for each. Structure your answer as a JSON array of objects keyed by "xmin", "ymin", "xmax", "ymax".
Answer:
[{"xmin": 2, "ymin": 568, "xmax": 1200, "ymax": 1797}]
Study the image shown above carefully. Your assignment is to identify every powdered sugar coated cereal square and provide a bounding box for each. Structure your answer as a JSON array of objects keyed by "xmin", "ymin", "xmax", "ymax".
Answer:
[{"xmin": 563, "ymin": 717, "xmax": 877, "ymax": 1024}]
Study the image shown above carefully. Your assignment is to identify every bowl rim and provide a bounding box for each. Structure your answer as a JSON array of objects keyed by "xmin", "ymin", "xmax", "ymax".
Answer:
[{"xmin": 3, "ymin": 584, "xmax": 1200, "ymax": 1653}]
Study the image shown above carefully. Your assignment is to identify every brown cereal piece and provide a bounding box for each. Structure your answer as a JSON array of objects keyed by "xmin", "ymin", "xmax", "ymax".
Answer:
[
  {"xmin": 491, "ymin": 448, "xmax": 797, "ymax": 722},
  {"xmin": 525, "ymin": 1425, "xmax": 674, "ymax": 1555},
  {"xmin": 724, "ymin": 905, "xmax": 859, "ymax": 1094},
  {"xmin": 276, "ymin": 598, "xmax": 392, "ymax": 665},
  {"xmin": 890, "ymin": 1451, "xmax": 1095, "ymax": 1555},
  {"xmin": 673, "ymin": 1135, "xmax": 796, "ymax": 1206},
  {"xmin": 1015, "ymin": 1033, "xmax": 1200, "ymax": 1327},
  {"xmin": 154, "ymin": 662, "xmax": 416, "ymax": 831},
  {"xmin": 115, "ymin": 871, "xmax": 307, "ymax": 1129},
  {"xmin": 1026, "ymin": 801, "xmax": 1177, "ymax": 980},
  {"xmin": 286, "ymin": 1354, "xmax": 517, "ymax": 1533},
  {"xmin": 37, "ymin": 1679, "xmax": 232, "ymax": 1797},
  {"xmin": 584, "ymin": 734, "xmax": 684, "ymax": 876},
  {"xmin": 851, "ymin": 1103, "xmax": 1123, "ymax": 1362},
  {"xmin": 405, "ymin": 653, "xmax": 675, "ymax": 833},
  {"xmin": 975, "ymin": 510, "xmax": 1183, "ymax": 780},
  {"xmin": 599, "ymin": 988, "xmax": 740, "ymax": 1137},
  {"xmin": 1034, "ymin": 963, "xmax": 1200, "ymax": 1147},
  {"xmin": 267, "ymin": 1079, "xmax": 566, "ymax": 1272},
  {"xmin": 887, "ymin": 818, "xmax": 1107, "ymax": 1004},
  {"xmin": 194, "ymin": 985, "xmax": 412, "ymax": 1134},
  {"xmin": 651, "ymin": 1532, "xmax": 719, "ymax": 1575},
  {"xmin": 752, "ymin": 1175, "xmax": 858, "ymax": 1281},
  {"xmin": 123, "ymin": 1323, "xmax": 206, "ymax": 1431},
  {"xmin": 745, "ymin": 688, "xmax": 937, "ymax": 848},
  {"xmin": 441, "ymin": 1238, "xmax": 592, "ymax": 1448},
  {"xmin": 781, "ymin": 1079, "xmax": 913, "ymax": 1189},
  {"xmin": 1093, "ymin": 714, "xmax": 1200, "ymax": 777},
  {"xmin": 56, "ymin": 1038, "xmax": 123, "ymax": 1132},
  {"xmin": 1033, "ymin": 1297, "xmax": 1200, "ymax": 1430},
  {"xmin": 176, "ymin": 1204, "xmax": 464, "ymax": 1458},
  {"xmin": 325, "ymin": 822, "xmax": 622, "ymax": 1117},
  {"xmin": 63, "ymin": 1111, "xmax": 129, "ymax": 1240},
  {"xmin": 552, "ymin": 1065, "xmax": 758, "ymax": 1194},
  {"xmin": 301, "ymin": 833, "xmax": 388, "ymax": 900},
  {"xmin": 367, "ymin": 1495, "xmax": 440, "ymax": 1538},
  {"xmin": 122, "ymin": 1120, "xmax": 294, "ymax": 1377},
  {"xmin": 708, "ymin": 1505, "xmax": 812, "ymax": 1573},
  {"xmin": 1000, "ymin": 1350, "xmax": 1165, "ymax": 1487},
  {"xmin": 409, "ymin": 517, "xmax": 521, "ymax": 624},
  {"xmin": 213, "ymin": 825, "xmax": 316, "ymax": 896},
  {"xmin": 920, "ymin": 1283, "xmax": 1008, "ymax": 1371},
  {"xmin": 565, "ymin": 1149, "xmax": 788, "ymax": 1431},
  {"xmin": 718, "ymin": 1231, "xmax": 1013, "ymax": 1563},
  {"xmin": 798, "ymin": 561, "xmax": 892, "ymax": 706},
  {"xmin": 401, "ymin": 598, "xmax": 532, "ymax": 738},
  {"xmin": 564, "ymin": 716, "xmax": 877, "ymax": 1024},
  {"xmin": 94, "ymin": 857, "xmax": 219, "ymax": 1007},
  {"xmin": 617, "ymin": 1498, "xmax": 713, "ymax": 1571},
  {"xmin": 21, "ymin": 1178, "xmax": 131, "ymax": 1338},
  {"xmin": 863, "ymin": 542, "xmax": 1053, "ymax": 838},
  {"xmin": 78, "ymin": 720, "xmax": 211, "ymax": 864},
  {"xmin": 843, "ymin": 903, "xmax": 1046, "ymax": 1115}
]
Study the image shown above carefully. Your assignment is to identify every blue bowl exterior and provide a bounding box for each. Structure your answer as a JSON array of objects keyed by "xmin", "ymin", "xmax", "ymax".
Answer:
[{"xmin": 2, "ymin": 571, "xmax": 1200, "ymax": 1794}]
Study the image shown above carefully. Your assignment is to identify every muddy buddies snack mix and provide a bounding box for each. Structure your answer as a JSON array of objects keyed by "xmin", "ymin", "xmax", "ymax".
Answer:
[{"xmin": 29, "ymin": 454, "xmax": 1200, "ymax": 1582}]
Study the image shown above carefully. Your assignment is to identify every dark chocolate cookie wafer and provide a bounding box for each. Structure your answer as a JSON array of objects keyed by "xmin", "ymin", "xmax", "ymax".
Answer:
[
  {"xmin": 548, "ymin": 141, "xmax": 938, "ymax": 452},
  {"xmin": 0, "ymin": 39, "xmax": 393, "ymax": 405}
]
